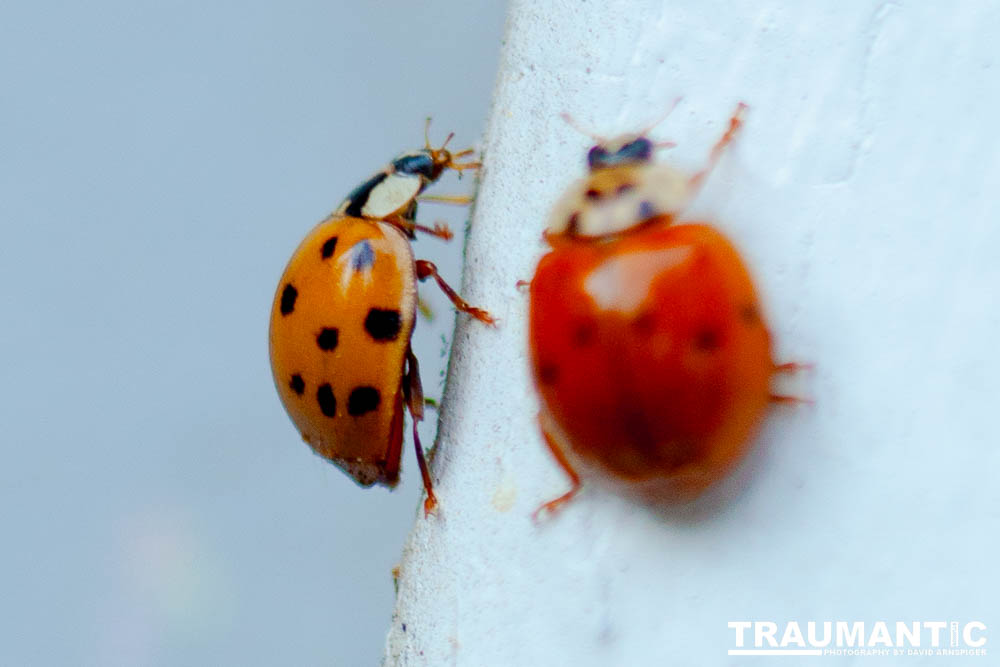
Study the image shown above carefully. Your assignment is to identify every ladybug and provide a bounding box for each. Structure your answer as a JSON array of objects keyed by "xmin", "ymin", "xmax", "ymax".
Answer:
[
  {"xmin": 529, "ymin": 103, "xmax": 804, "ymax": 516},
  {"xmin": 269, "ymin": 125, "xmax": 493, "ymax": 515}
]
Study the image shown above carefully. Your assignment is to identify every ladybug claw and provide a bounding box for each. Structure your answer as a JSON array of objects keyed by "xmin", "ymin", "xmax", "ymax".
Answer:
[
  {"xmin": 531, "ymin": 490, "xmax": 577, "ymax": 523},
  {"xmin": 423, "ymin": 493, "xmax": 438, "ymax": 518},
  {"xmin": 432, "ymin": 222, "xmax": 453, "ymax": 241},
  {"xmin": 472, "ymin": 308, "xmax": 497, "ymax": 327},
  {"xmin": 531, "ymin": 504, "xmax": 553, "ymax": 524}
]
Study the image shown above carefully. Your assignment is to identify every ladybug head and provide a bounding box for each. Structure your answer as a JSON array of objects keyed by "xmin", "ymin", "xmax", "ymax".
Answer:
[
  {"xmin": 409, "ymin": 118, "xmax": 481, "ymax": 183},
  {"xmin": 561, "ymin": 99, "xmax": 680, "ymax": 172},
  {"xmin": 388, "ymin": 120, "xmax": 481, "ymax": 184},
  {"xmin": 586, "ymin": 136, "xmax": 655, "ymax": 170},
  {"xmin": 336, "ymin": 121, "xmax": 479, "ymax": 222},
  {"xmin": 390, "ymin": 150, "xmax": 440, "ymax": 180}
]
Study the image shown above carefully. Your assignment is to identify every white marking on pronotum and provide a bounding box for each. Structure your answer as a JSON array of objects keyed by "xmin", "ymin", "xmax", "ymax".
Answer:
[
  {"xmin": 583, "ymin": 246, "xmax": 692, "ymax": 314},
  {"xmin": 362, "ymin": 173, "xmax": 422, "ymax": 219},
  {"xmin": 547, "ymin": 164, "xmax": 691, "ymax": 237}
]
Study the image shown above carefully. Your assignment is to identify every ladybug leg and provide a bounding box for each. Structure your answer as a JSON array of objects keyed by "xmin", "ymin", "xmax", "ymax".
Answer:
[
  {"xmin": 769, "ymin": 393, "xmax": 811, "ymax": 405},
  {"xmin": 415, "ymin": 259, "xmax": 495, "ymax": 325},
  {"xmin": 417, "ymin": 193, "xmax": 474, "ymax": 206},
  {"xmin": 403, "ymin": 349, "xmax": 438, "ymax": 516},
  {"xmin": 412, "ymin": 410, "xmax": 439, "ymax": 516},
  {"xmin": 447, "ymin": 148, "xmax": 481, "ymax": 176},
  {"xmin": 412, "ymin": 220, "xmax": 454, "ymax": 240},
  {"xmin": 687, "ymin": 102, "xmax": 748, "ymax": 196},
  {"xmin": 532, "ymin": 420, "xmax": 583, "ymax": 521},
  {"xmin": 774, "ymin": 361, "xmax": 813, "ymax": 373},
  {"xmin": 388, "ymin": 215, "xmax": 454, "ymax": 241},
  {"xmin": 770, "ymin": 361, "xmax": 814, "ymax": 404}
]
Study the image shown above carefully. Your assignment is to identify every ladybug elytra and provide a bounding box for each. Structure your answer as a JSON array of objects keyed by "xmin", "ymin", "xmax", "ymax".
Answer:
[{"xmin": 269, "ymin": 124, "xmax": 493, "ymax": 516}]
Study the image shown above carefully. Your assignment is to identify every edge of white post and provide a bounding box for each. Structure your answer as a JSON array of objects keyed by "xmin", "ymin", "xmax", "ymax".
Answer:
[{"xmin": 385, "ymin": 1, "xmax": 1000, "ymax": 664}]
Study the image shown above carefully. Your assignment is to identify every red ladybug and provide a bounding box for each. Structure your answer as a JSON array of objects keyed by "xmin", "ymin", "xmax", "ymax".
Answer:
[{"xmin": 529, "ymin": 103, "xmax": 804, "ymax": 516}]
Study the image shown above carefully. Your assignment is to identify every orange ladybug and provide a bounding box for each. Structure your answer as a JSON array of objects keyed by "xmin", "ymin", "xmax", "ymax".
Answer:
[
  {"xmin": 529, "ymin": 103, "xmax": 803, "ymax": 516},
  {"xmin": 269, "ymin": 125, "xmax": 493, "ymax": 515}
]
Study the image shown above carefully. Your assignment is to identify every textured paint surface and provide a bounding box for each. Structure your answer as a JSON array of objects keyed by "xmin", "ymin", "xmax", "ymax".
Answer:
[{"xmin": 386, "ymin": 1, "xmax": 1000, "ymax": 664}]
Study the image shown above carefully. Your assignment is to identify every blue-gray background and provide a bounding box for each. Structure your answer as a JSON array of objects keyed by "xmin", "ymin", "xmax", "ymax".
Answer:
[{"xmin": 0, "ymin": 2, "xmax": 505, "ymax": 664}]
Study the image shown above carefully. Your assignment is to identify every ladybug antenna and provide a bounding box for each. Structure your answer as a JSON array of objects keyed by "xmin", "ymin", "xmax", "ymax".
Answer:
[
  {"xmin": 437, "ymin": 131, "xmax": 455, "ymax": 153},
  {"xmin": 424, "ymin": 116, "xmax": 434, "ymax": 150},
  {"xmin": 637, "ymin": 96, "xmax": 683, "ymax": 138},
  {"xmin": 560, "ymin": 112, "xmax": 607, "ymax": 144}
]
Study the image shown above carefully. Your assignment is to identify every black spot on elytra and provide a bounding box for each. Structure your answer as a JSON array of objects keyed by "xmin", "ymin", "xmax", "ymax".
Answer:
[
  {"xmin": 623, "ymin": 409, "xmax": 655, "ymax": 449},
  {"xmin": 616, "ymin": 183, "xmax": 635, "ymax": 195},
  {"xmin": 571, "ymin": 320, "xmax": 597, "ymax": 347},
  {"xmin": 316, "ymin": 384, "xmax": 337, "ymax": 417},
  {"xmin": 539, "ymin": 363, "xmax": 559, "ymax": 385},
  {"xmin": 694, "ymin": 328, "xmax": 720, "ymax": 351},
  {"xmin": 638, "ymin": 200, "xmax": 655, "ymax": 219},
  {"xmin": 351, "ymin": 239, "xmax": 375, "ymax": 271},
  {"xmin": 566, "ymin": 212, "xmax": 580, "ymax": 233},
  {"xmin": 289, "ymin": 374, "xmax": 305, "ymax": 395},
  {"xmin": 321, "ymin": 236, "xmax": 338, "ymax": 259},
  {"xmin": 740, "ymin": 304, "xmax": 760, "ymax": 325},
  {"xmin": 280, "ymin": 284, "xmax": 297, "ymax": 315},
  {"xmin": 365, "ymin": 308, "xmax": 402, "ymax": 341},
  {"xmin": 316, "ymin": 327, "xmax": 339, "ymax": 351},
  {"xmin": 631, "ymin": 311, "xmax": 657, "ymax": 335},
  {"xmin": 622, "ymin": 411, "xmax": 702, "ymax": 470},
  {"xmin": 348, "ymin": 386, "xmax": 381, "ymax": 416},
  {"xmin": 657, "ymin": 438, "xmax": 700, "ymax": 469},
  {"xmin": 585, "ymin": 188, "xmax": 601, "ymax": 200}
]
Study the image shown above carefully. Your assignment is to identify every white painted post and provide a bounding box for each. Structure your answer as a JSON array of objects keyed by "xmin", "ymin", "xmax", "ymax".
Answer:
[{"xmin": 386, "ymin": 1, "xmax": 1000, "ymax": 664}]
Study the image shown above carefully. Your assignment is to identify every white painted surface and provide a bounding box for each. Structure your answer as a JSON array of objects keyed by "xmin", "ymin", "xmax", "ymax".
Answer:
[{"xmin": 386, "ymin": 1, "xmax": 1000, "ymax": 664}]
